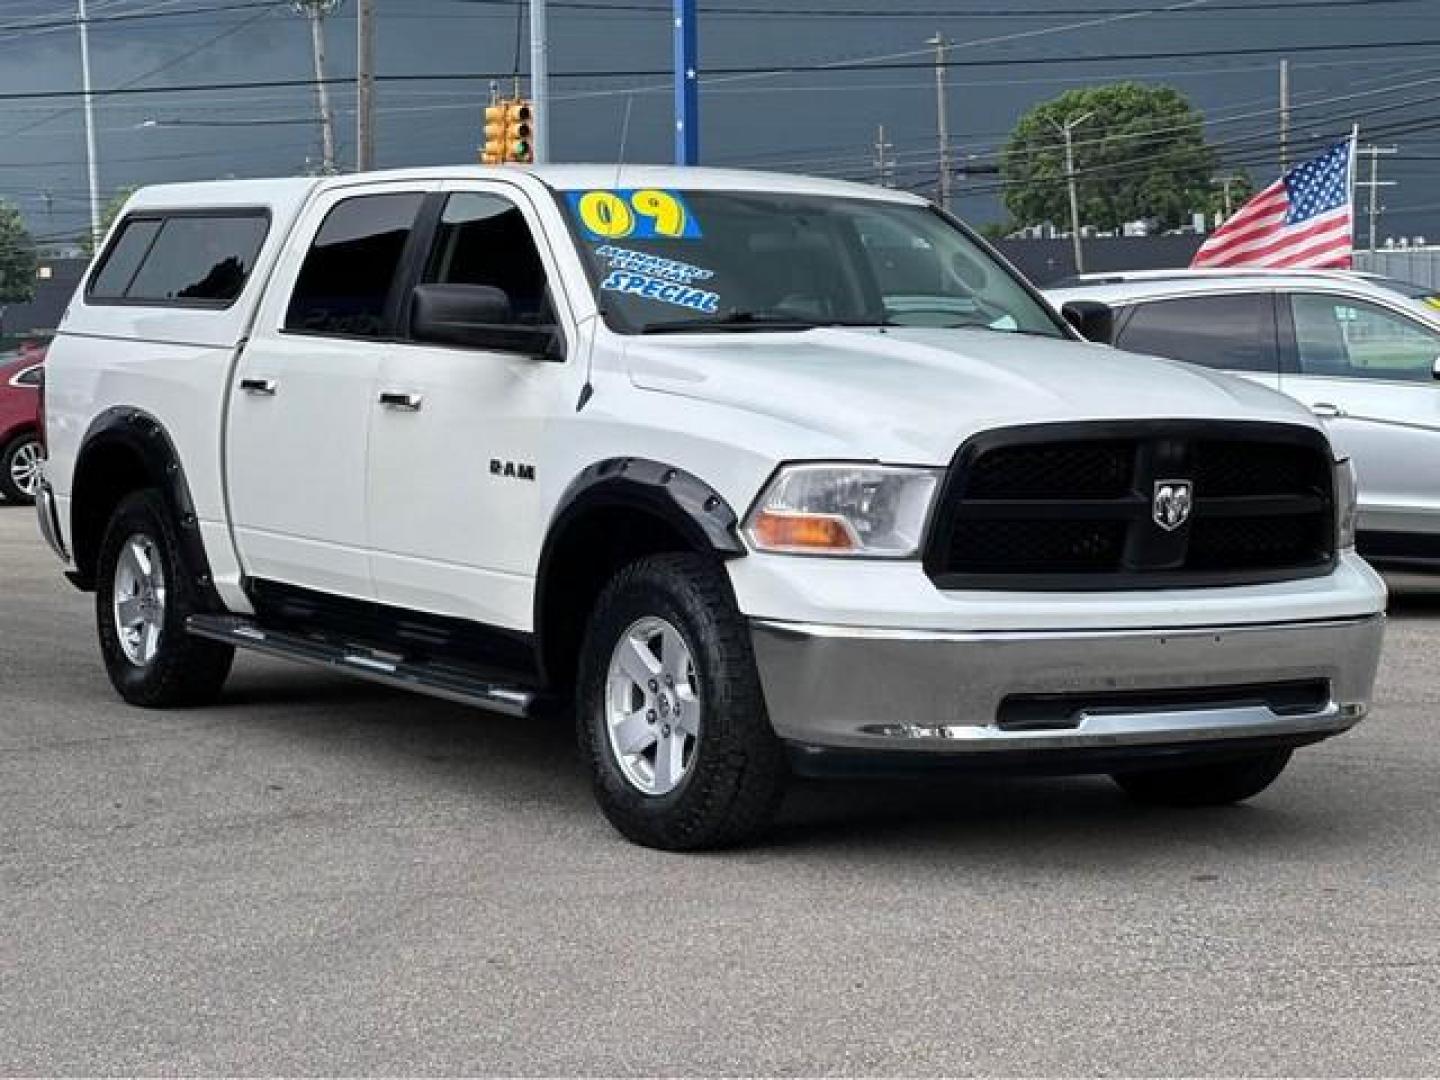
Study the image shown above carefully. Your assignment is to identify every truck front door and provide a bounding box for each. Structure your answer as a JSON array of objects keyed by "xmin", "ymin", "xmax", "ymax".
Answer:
[{"xmin": 365, "ymin": 184, "xmax": 585, "ymax": 632}]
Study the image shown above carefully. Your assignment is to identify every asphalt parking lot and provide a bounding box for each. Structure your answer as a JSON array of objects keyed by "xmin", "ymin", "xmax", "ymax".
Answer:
[{"xmin": 2, "ymin": 503, "xmax": 1438, "ymax": 1076}]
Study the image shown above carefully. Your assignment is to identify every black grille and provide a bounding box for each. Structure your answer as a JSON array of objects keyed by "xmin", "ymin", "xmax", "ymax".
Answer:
[
  {"xmin": 948, "ymin": 519, "xmax": 1127, "ymax": 572},
  {"xmin": 966, "ymin": 441, "xmax": 1133, "ymax": 499},
  {"xmin": 1191, "ymin": 440, "xmax": 1322, "ymax": 497},
  {"xmin": 925, "ymin": 422, "xmax": 1336, "ymax": 590}
]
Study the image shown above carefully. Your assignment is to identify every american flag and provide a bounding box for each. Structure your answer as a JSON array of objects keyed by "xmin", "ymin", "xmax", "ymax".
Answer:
[{"xmin": 1192, "ymin": 138, "xmax": 1355, "ymax": 269}]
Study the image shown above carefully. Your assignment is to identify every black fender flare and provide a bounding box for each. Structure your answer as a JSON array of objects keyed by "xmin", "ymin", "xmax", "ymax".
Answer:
[
  {"xmin": 70, "ymin": 407, "xmax": 222, "ymax": 608},
  {"xmin": 532, "ymin": 457, "xmax": 745, "ymax": 678},
  {"xmin": 541, "ymin": 456, "xmax": 745, "ymax": 562}
]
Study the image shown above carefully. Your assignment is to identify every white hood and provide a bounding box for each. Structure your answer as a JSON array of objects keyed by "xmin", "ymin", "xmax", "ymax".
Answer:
[{"xmin": 625, "ymin": 327, "xmax": 1321, "ymax": 464}]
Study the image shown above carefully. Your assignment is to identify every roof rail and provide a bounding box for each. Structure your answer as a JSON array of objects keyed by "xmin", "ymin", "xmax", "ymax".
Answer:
[{"xmin": 1051, "ymin": 267, "xmax": 1376, "ymax": 288}]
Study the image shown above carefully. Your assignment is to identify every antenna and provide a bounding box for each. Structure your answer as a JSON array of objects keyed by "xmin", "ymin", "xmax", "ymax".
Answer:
[{"xmin": 613, "ymin": 94, "xmax": 635, "ymax": 191}]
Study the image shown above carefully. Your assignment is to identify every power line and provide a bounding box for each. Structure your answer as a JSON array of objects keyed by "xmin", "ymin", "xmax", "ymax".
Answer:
[
  {"xmin": 0, "ymin": 4, "xmax": 284, "ymax": 142},
  {"xmin": 708, "ymin": 49, "xmax": 1440, "ymax": 173},
  {"xmin": 435, "ymin": 0, "xmax": 1426, "ymax": 16},
  {"xmin": 679, "ymin": 69, "xmax": 1440, "ymax": 175},
  {"xmin": 0, "ymin": 34, "xmax": 1437, "ymax": 104},
  {"xmin": 944, "ymin": 112, "xmax": 1440, "ymax": 200},
  {"xmin": 808, "ymin": 93, "xmax": 1440, "ymax": 193},
  {"xmin": 0, "ymin": 1, "xmax": 283, "ymax": 34}
]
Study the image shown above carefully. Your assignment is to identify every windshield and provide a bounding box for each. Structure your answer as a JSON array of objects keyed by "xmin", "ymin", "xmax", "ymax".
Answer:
[
  {"xmin": 559, "ymin": 188, "xmax": 1067, "ymax": 337},
  {"xmin": 1370, "ymin": 274, "xmax": 1440, "ymax": 308},
  {"xmin": 1370, "ymin": 275, "xmax": 1429, "ymax": 298}
]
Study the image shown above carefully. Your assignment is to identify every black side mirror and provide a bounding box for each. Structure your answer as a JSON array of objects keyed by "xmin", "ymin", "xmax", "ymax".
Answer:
[
  {"xmin": 1061, "ymin": 300, "xmax": 1115, "ymax": 345},
  {"xmin": 411, "ymin": 283, "xmax": 561, "ymax": 359}
]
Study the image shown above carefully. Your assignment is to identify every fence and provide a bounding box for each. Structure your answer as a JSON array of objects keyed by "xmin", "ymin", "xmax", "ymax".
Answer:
[{"xmin": 1354, "ymin": 249, "xmax": 1440, "ymax": 289}]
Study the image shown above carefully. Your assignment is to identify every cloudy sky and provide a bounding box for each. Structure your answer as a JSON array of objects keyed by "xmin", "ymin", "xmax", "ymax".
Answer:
[{"xmin": 0, "ymin": 0, "xmax": 1435, "ymax": 246}]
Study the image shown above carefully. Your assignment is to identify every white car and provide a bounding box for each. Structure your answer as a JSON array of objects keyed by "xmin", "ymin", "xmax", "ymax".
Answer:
[
  {"xmin": 35, "ymin": 168, "xmax": 1384, "ymax": 849},
  {"xmin": 1047, "ymin": 269, "xmax": 1440, "ymax": 570}
]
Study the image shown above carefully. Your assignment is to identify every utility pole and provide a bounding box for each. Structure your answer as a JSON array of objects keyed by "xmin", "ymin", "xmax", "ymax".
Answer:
[
  {"xmin": 1278, "ymin": 58, "xmax": 1290, "ymax": 173},
  {"xmin": 1355, "ymin": 143, "xmax": 1398, "ymax": 252},
  {"xmin": 77, "ymin": 0, "xmax": 102, "ymax": 248},
  {"xmin": 928, "ymin": 32, "xmax": 951, "ymax": 212},
  {"xmin": 873, "ymin": 124, "xmax": 894, "ymax": 188},
  {"xmin": 293, "ymin": 1, "xmax": 341, "ymax": 175},
  {"xmin": 355, "ymin": 0, "xmax": 375, "ymax": 171},
  {"xmin": 1213, "ymin": 174, "xmax": 1244, "ymax": 220},
  {"xmin": 1051, "ymin": 111, "xmax": 1093, "ymax": 274},
  {"xmin": 530, "ymin": 0, "xmax": 550, "ymax": 163}
]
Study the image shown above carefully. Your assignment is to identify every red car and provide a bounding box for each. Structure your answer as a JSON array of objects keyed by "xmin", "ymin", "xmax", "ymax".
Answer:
[{"xmin": 0, "ymin": 341, "xmax": 46, "ymax": 504}]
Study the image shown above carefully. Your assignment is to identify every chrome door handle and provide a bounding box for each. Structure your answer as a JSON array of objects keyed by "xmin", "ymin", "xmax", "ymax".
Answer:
[
  {"xmin": 1310, "ymin": 402, "xmax": 1346, "ymax": 418},
  {"xmin": 379, "ymin": 391, "xmax": 423, "ymax": 412},
  {"xmin": 239, "ymin": 378, "xmax": 277, "ymax": 396}
]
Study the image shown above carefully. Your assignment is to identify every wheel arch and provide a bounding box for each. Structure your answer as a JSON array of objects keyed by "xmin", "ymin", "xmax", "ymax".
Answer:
[
  {"xmin": 1, "ymin": 421, "xmax": 40, "ymax": 446},
  {"xmin": 69, "ymin": 407, "xmax": 220, "ymax": 607},
  {"xmin": 534, "ymin": 458, "xmax": 745, "ymax": 691}
]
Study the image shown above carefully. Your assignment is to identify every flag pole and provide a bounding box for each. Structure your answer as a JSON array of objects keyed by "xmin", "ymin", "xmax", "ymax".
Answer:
[{"xmin": 1348, "ymin": 123, "xmax": 1360, "ymax": 262}]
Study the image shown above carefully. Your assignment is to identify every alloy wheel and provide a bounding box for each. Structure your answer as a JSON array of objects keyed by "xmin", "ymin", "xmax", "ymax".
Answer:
[
  {"xmin": 604, "ymin": 616, "xmax": 701, "ymax": 796},
  {"xmin": 8, "ymin": 439, "xmax": 41, "ymax": 497},
  {"xmin": 113, "ymin": 533, "xmax": 167, "ymax": 667}
]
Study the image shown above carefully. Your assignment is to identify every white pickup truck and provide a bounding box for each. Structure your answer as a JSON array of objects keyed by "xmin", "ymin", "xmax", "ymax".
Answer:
[{"xmin": 36, "ymin": 166, "xmax": 1386, "ymax": 849}]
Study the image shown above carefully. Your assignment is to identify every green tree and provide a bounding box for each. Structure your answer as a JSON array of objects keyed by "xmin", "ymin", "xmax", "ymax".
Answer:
[
  {"xmin": 0, "ymin": 201, "xmax": 38, "ymax": 309},
  {"xmin": 1001, "ymin": 83, "xmax": 1218, "ymax": 233},
  {"xmin": 80, "ymin": 187, "xmax": 138, "ymax": 255}
]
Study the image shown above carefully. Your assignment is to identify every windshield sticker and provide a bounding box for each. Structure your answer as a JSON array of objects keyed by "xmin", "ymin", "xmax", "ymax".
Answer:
[
  {"xmin": 594, "ymin": 245, "xmax": 713, "ymax": 284},
  {"xmin": 600, "ymin": 270, "xmax": 720, "ymax": 314},
  {"xmin": 568, "ymin": 189, "xmax": 702, "ymax": 241}
]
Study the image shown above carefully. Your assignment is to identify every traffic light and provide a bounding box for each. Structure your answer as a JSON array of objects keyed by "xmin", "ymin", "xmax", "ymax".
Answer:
[
  {"xmin": 482, "ymin": 103, "xmax": 509, "ymax": 164},
  {"xmin": 507, "ymin": 101, "xmax": 534, "ymax": 164},
  {"xmin": 480, "ymin": 98, "xmax": 535, "ymax": 165}
]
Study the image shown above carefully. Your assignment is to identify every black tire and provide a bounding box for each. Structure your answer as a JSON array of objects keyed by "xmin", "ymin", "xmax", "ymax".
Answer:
[
  {"xmin": 577, "ymin": 553, "xmax": 787, "ymax": 851},
  {"xmin": 0, "ymin": 432, "xmax": 41, "ymax": 505},
  {"xmin": 95, "ymin": 489, "xmax": 234, "ymax": 708},
  {"xmin": 1111, "ymin": 749, "xmax": 1293, "ymax": 808}
]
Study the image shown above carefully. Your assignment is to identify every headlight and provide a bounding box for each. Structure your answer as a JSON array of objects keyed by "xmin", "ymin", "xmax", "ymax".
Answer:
[
  {"xmin": 744, "ymin": 464, "xmax": 942, "ymax": 557},
  {"xmin": 1335, "ymin": 457, "xmax": 1359, "ymax": 550}
]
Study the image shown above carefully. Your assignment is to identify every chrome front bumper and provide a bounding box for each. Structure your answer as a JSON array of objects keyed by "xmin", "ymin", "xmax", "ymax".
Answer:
[{"xmin": 751, "ymin": 615, "xmax": 1384, "ymax": 763}]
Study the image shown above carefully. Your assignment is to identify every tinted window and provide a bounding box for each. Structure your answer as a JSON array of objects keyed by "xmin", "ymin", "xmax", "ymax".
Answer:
[
  {"xmin": 1291, "ymin": 293, "xmax": 1440, "ymax": 381},
  {"xmin": 286, "ymin": 193, "xmax": 425, "ymax": 338},
  {"xmin": 421, "ymin": 193, "xmax": 552, "ymax": 324},
  {"xmin": 13, "ymin": 365, "xmax": 42, "ymax": 387},
  {"xmin": 1116, "ymin": 295, "xmax": 1278, "ymax": 373},
  {"xmin": 125, "ymin": 215, "xmax": 268, "ymax": 303},
  {"xmin": 90, "ymin": 214, "xmax": 267, "ymax": 304},
  {"xmin": 89, "ymin": 218, "xmax": 162, "ymax": 299}
]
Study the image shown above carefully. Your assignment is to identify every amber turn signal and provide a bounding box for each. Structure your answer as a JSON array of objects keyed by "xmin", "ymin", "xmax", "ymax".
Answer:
[{"xmin": 748, "ymin": 510, "xmax": 858, "ymax": 552}]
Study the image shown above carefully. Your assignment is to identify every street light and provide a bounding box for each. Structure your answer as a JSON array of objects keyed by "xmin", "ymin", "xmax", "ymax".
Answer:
[{"xmin": 291, "ymin": 0, "xmax": 344, "ymax": 174}]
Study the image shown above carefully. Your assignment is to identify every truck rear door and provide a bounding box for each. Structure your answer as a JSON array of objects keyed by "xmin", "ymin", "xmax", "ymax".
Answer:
[{"xmin": 226, "ymin": 182, "xmax": 429, "ymax": 600}]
